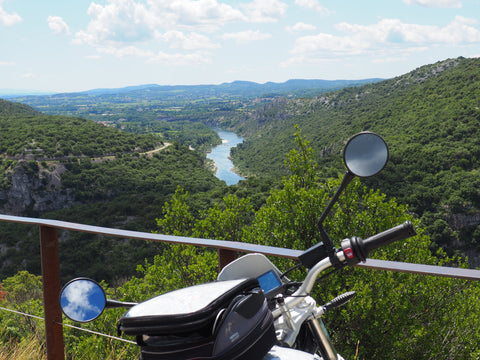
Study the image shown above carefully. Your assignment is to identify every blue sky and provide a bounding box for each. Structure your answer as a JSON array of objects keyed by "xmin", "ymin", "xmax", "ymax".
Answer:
[{"xmin": 1, "ymin": 0, "xmax": 479, "ymax": 92}]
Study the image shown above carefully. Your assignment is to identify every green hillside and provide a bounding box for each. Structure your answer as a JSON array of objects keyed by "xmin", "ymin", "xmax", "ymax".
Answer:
[
  {"xmin": 230, "ymin": 57, "xmax": 480, "ymax": 261},
  {"xmin": 3, "ymin": 57, "xmax": 480, "ymax": 277},
  {"xmin": 0, "ymin": 102, "xmax": 160, "ymax": 158},
  {"xmin": 0, "ymin": 99, "xmax": 38, "ymax": 117},
  {"xmin": 8, "ymin": 80, "xmax": 383, "ymax": 154},
  {"xmin": 0, "ymin": 101, "xmax": 229, "ymax": 282},
  {"xmin": 2, "ymin": 67, "xmax": 480, "ymax": 359}
]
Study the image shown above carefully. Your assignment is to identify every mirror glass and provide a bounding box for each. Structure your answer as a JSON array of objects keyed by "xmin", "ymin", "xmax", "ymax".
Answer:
[
  {"xmin": 344, "ymin": 132, "xmax": 388, "ymax": 177},
  {"xmin": 60, "ymin": 278, "xmax": 106, "ymax": 322}
]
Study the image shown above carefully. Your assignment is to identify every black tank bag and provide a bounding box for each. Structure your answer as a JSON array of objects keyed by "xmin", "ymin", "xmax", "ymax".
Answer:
[{"xmin": 118, "ymin": 278, "xmax": 276, "ymax": 360}]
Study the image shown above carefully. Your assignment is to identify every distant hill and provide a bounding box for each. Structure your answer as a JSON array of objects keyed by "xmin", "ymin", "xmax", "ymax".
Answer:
[
  {"xmin": 0, "ymin": 89, "xmax": 54, "ymax": 98},
  {"xmin": 10, "ymin": 78, "xmax": 382, "ymax": 107},
  {"xmin": 229, "ymin": 56, "xmax": 480, "ymax": 264}
]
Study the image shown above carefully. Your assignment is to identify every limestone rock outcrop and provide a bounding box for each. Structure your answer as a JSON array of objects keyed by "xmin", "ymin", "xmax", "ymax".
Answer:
[{"xmin": 0, "ymin": 161, "xmax": 74, "ymax": 215}]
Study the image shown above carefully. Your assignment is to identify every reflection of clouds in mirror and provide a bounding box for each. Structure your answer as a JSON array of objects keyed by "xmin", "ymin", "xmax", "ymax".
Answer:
[
  {"xmin": 345, "ymin": 133, "xmax": 387, "ymax": 177},
  {"xmin": 62, "ymin": 280, "xmax": 102, "ymax": 321},
  {"xmin": 347, "ymin": 150, "xmax": 386, "ymax": 175}
]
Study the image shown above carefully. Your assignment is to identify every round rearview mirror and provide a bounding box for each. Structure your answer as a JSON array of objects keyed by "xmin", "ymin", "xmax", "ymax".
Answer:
[
  {"xmin": 60, "ymin": 278, "xmax": 106, "ymax": 322},
  {"xmin": 344, "ymin": 132, "xmax": 388, "ymax": 177}
]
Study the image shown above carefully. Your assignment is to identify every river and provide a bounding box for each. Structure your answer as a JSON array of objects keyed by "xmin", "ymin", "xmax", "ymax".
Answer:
[{"xmin": 207, "ymin": 129, "xmax": 245, "ymax": 186}]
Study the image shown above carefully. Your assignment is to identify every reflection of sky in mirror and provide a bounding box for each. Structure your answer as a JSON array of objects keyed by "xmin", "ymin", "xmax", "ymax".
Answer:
[
  {"xmin": 345, "ymin": 134, "xmax": 388, "ymax": 177},
  {"xmin": 61, "ymin": 280, "xmax": 105, "ymax": 322}
]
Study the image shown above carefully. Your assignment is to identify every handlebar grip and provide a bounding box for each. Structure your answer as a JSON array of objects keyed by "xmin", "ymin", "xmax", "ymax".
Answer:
[
  {"xmin": 341, "ymin": 221, "xmax": 416, "ymax": 263},
  {"xmin": 362, "ymin": 221, "xmax": 416, "ymax": 255}
]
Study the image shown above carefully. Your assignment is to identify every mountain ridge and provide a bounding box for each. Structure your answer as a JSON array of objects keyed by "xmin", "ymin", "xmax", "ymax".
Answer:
[{"xmin": 9, "ymin": 78, "xmax": 383, "ymax": 103}]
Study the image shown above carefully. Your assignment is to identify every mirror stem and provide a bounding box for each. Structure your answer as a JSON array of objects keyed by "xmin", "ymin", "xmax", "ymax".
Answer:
[
  {"xmin": 317, "ymin": 171, "xmax": 355, "ymax": 228},
  {"xmin": 106, "ymin": 299, "xmax": 138, "ymax": 309},
  {"xmin": 316, "ymin": 171, "xmax": 355, "ymax": 269}
]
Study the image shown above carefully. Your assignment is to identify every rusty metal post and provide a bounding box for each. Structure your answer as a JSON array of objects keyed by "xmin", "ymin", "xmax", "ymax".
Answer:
[
  {"xmin": 40, "ymin": 225, "xmax": 65, "ymax": 360},
  {"xmin": 218, "ymin": 248, "xmax": 237, "ymax": 271}
]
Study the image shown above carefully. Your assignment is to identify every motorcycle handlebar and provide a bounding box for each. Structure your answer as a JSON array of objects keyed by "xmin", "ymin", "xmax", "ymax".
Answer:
[
  {"xmin": 341, "ymin": 221, "xmax": 416, "ymax": 264},
  {"xmin": 275, "ymin": 221, "xmax": 417, "ymax": 316}
]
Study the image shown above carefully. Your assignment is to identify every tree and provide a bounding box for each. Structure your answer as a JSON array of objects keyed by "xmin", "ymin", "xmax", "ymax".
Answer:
[
  {"xmin": 0, "ymin": 271, "xmax": 44, "ymax": 347},
  {"xmin": 243, "ymin": 130, "xmax": 480, "ymax": 359},
  {"xmin": 123, "ymin": 129, "xmax": 480, "ymax": 359},
  {"xmin": 193, "ymin": 194, "xmax": 254, "ymax": 242}
]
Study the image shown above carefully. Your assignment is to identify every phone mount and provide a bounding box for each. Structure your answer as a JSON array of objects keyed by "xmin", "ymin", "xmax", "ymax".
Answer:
[{"xmin": 299, "ymin": 132, "xmax": 389, "ymax": 269}]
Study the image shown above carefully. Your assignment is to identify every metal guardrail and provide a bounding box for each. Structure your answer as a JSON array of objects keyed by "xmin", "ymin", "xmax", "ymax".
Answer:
[{"xmin": 1, "ymin": 213, "xmax": 480, "ymax": 359}]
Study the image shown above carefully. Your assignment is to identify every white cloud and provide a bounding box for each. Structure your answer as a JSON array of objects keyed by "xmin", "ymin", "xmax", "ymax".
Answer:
[
  {"xmin": 336, "ymin": 16, "xmax": 480, "ymax": 45},
  {"xmin": 286, "ymin": 22, "xmax": 317, "ymax": 33},
  {"xmin": 0, "ymin": 0, "xmax": 21, "ymax": 26},
  {"xmin": 160, "ymin": 31, "xmax": 220, "ymax": 50},
  {"xmin": 292, "ymin": 33, "xmax": 369, "ymax": 56},
  {"xmin": 0, "ymin": 61, "xmax": 15, "ymax": 66},
  {"xmin": 47, "ymin": 16, "xmax": 71, "ymax": 35},
  {"xmin": 91, "ymin": 42, "xmax": 213, "ymax": 65},
  {"xmin": 403, "ymin": 0, "xmax": 463, "ymax": 8},
  {"xmin": 75, "ymin": 0, "xmax": 156, "ymax": 45},
  {"xmin": 241, "ymin": 0, "xmax": 288, "ymax": 23},
  {"xmin": 220, "ymin": 30, "xmax": 272, "ymax": 43},
  {"xmin": 371, "ymin": 46, "xmax": 429, "ymax": 63},
  {"xmin": 97, "ymin": 45, "xmax": 155, "ymax": 58},
  {"xmin": 289, "ymin": 16, "xmax": 480, "ymax": 58},
  {"xmin": 294, "ymin": 0, "xmax": 332, "ymax": 14},
  {"xmin": 150, "ymin": 0, "xmax": 246, "ymax": 29},
  {"xmin": 146, "ymin": 51, "xmax": 213, "ymax": 65},
  {"xmin": 73, "ymin": 0, "xmax": 250, "ymax": 64}
]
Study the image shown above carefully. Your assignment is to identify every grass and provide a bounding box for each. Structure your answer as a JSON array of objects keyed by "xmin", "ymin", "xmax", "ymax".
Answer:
[{"xmin": 0, "ymin": 337, "xmax": 46, "ymax": 360}]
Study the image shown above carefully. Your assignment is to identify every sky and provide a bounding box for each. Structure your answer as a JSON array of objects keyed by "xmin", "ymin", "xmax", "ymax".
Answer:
[{"xmin": 1, "ymin": 0, "xmax": 479, "ymax": 93}]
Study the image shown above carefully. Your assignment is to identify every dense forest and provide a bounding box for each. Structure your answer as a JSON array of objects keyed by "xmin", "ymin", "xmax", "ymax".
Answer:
[
  {"xmin": 0, "ymin": 99, "xmax": 279, "ymax": 283},
  {"xmin": 0, "ymin": 98, "xmax": 221, "ymax": 156},
  {"xmin": 228, "ymin": 57, "xmax": 480, "ymax": 264},
  {"xmin": 0, "ymin": 105, "xmax": 160, "ymax": 159},
  {"xmin": 0, "ymin": 101, "xmax": 237, "ymax": 282},
  {"xmin": 0, "ymin": 135, "xmax": 479, "ymax": 359},
  {"xmin": 1, "ymin": 57, "xmax": 480, "ymax": 358},
  {"xmin": 0, "ymin": 145, "xmax": 233, "ymax": 282},
  {"xmin": 3, "ymin": 57, "xmax": 480, "ymax": 271}
]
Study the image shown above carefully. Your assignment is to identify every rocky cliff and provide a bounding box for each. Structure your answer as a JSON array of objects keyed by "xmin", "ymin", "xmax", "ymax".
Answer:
[{"xmin": 0, "ymin": 161, "xmax": 75, "ymax": 216}]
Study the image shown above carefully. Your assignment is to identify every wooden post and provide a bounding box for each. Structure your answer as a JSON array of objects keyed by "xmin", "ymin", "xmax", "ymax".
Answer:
[
  {"xmin": 218, "ymin": 248, "xmax": 237, "ymax": 271},
  {"xmin": 40, "ymin": 225, "xmax": 65, "ymax": 360}
]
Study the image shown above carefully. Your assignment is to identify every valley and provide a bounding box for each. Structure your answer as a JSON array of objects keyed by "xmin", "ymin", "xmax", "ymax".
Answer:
[
  {"xmin": 2, "ymin": 58, "xmax": 480, "ymax": 360},
  {"xmin": 1, "ymin": 57, "xmax": 480, "ymax": 279}
]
